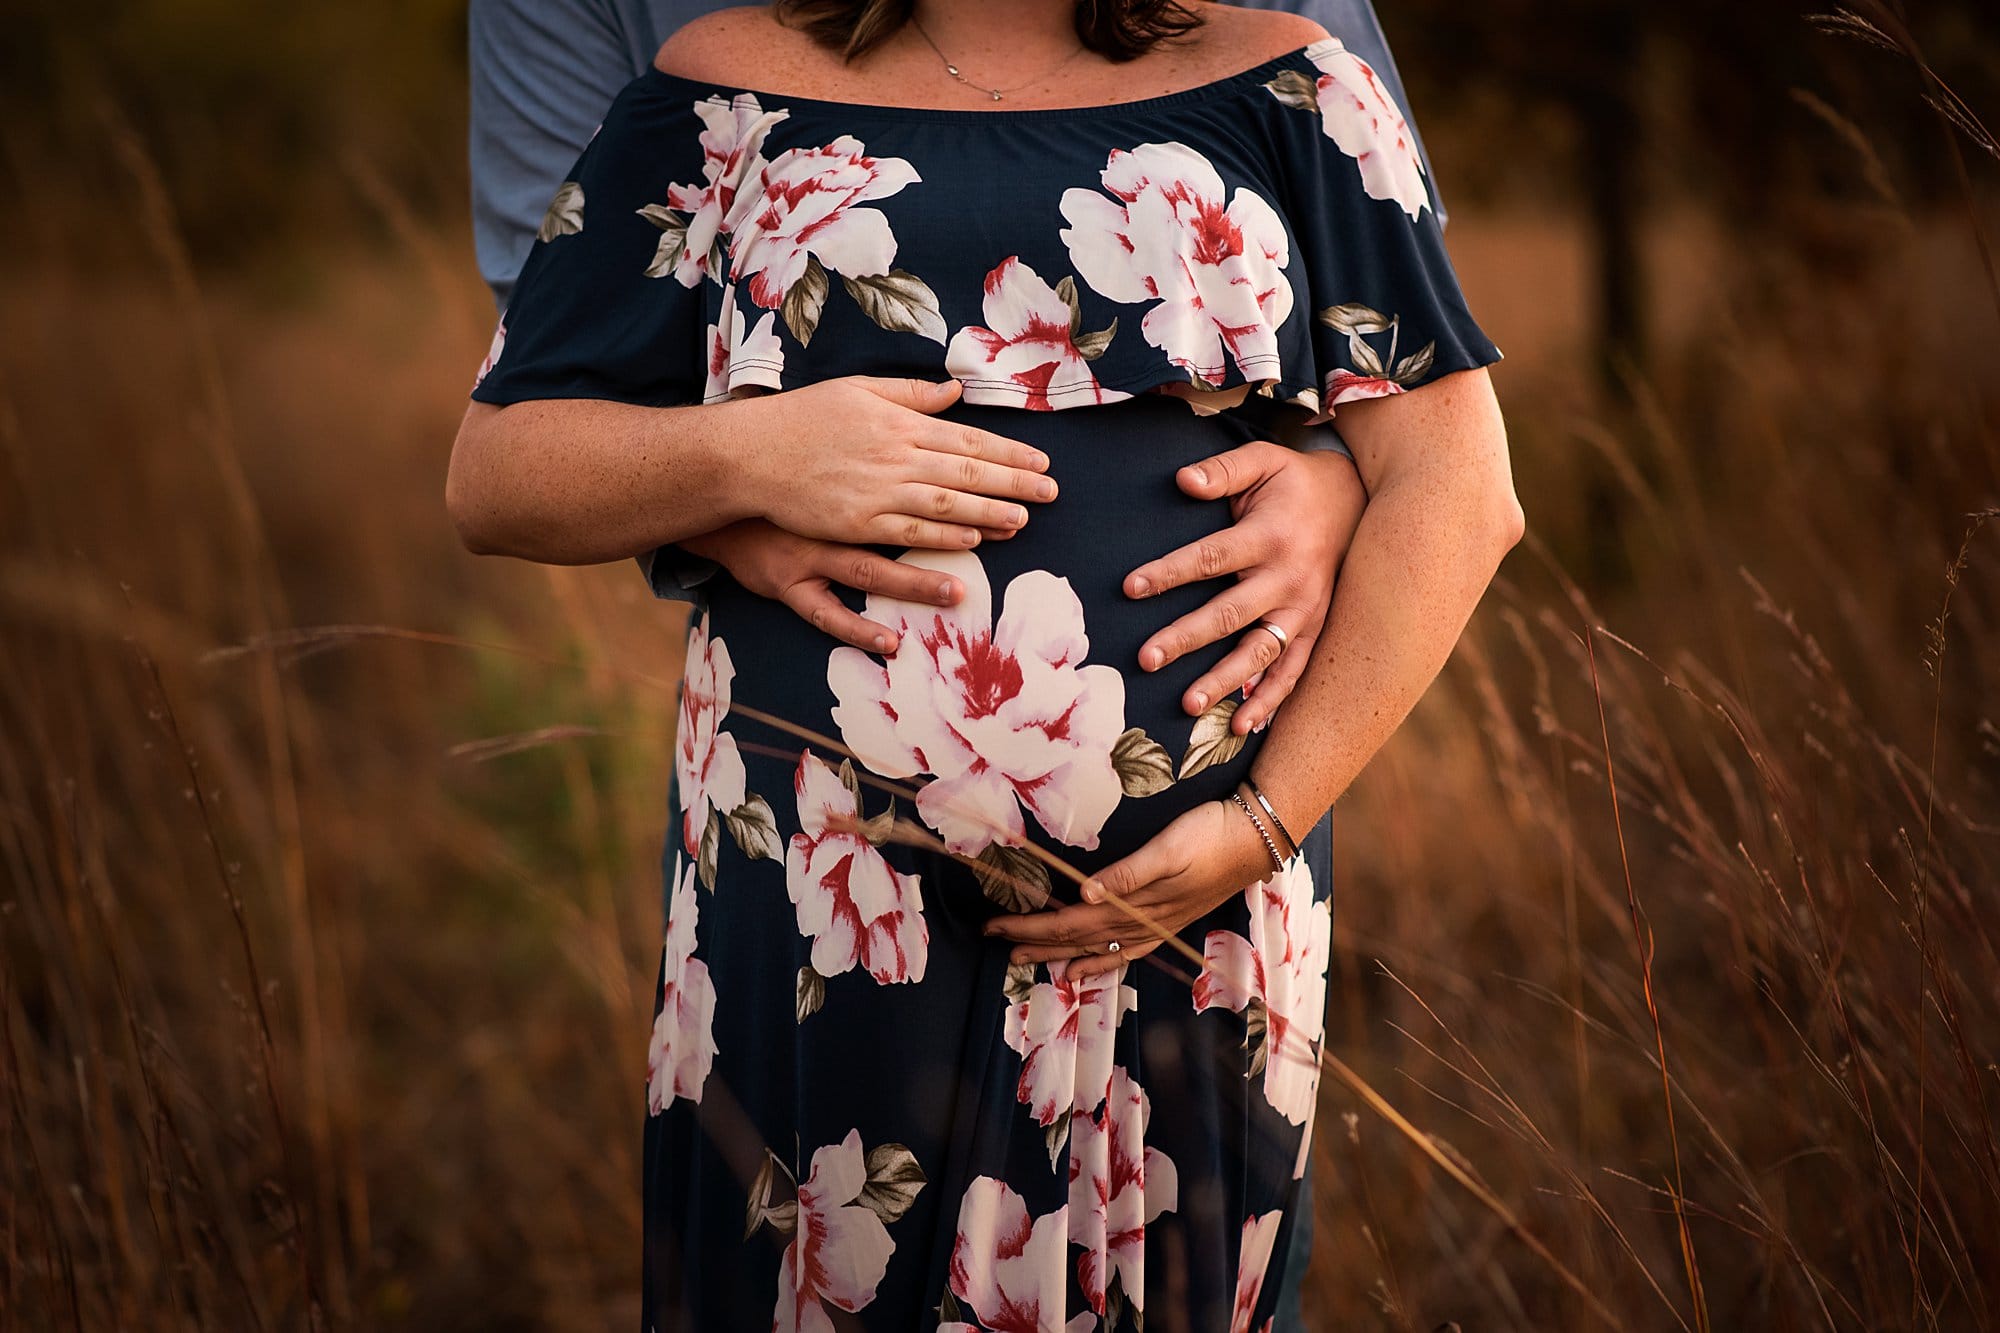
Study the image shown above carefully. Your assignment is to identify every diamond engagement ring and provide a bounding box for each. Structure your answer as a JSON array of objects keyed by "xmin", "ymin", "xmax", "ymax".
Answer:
[
  {"xmin": 1106, "ymin": 940, "xmax": 1121, "ymax": 954},
  {"xmin": 1254, "ymin": 619, "xmax": 1289, "ymax": 651}
]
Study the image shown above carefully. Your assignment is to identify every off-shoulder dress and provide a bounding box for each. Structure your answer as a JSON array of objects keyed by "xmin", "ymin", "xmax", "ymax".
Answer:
[{"xmin": 470, "ymin": 36, "xmax": 1501, "ymax": 1333}]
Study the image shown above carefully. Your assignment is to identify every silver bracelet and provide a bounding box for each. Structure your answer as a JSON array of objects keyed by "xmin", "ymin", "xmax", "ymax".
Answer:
[
  {"xmin": 1226, "ymin": 791, "xmax": 1286, "ymax": 875},
  {"xmin": 1241, "ymin": 778, "xmax": 1299, "ymax": 859}
]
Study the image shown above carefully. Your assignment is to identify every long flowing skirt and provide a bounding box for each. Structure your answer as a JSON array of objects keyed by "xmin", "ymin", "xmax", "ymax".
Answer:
[{"xmin": 642, "ymin": 395, "xmax": 1336, "ymax": 1333}]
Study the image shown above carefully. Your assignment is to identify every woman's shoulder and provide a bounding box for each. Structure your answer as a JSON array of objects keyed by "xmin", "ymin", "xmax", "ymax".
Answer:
[
  {"xmin": 652, "ymin": 6, "xmax": 828, "ymax": 89},
  {"xmin": 1188, "ymin": 5, "xmax": 1330, "ymax": 67}
]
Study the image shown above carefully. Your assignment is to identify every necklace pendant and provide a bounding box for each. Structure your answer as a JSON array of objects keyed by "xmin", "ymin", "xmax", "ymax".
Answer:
[
  {"xmin": 990, "ymin": 90, "xmax": 1003, "ymax": 101},
  {"xmin": 944, "ymin": 63, "xmax": 959, "ymax": 76}
]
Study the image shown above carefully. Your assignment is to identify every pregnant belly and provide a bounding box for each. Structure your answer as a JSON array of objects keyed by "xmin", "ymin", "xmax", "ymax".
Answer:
[{"xmin": 698, "ymin": 393, "xmax": 1273, "ymax": 873}]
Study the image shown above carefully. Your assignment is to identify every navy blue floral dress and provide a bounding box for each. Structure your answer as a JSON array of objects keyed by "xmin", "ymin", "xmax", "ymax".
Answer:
[{"xmin": 471, "ymin": 35, "xmax": 1500, "ymax": 1333}]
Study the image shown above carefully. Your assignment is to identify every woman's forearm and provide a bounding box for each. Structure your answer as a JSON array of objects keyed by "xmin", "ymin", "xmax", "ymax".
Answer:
[
  {"xmin": 447, "ymin": 377, "xmax": 1059, "ymax": 568},
  {"xmin": 1247, "ymin": 373, "xmax": 1523, "ymax": 837},
  {"xmin": 446, "ymin": 396, "xmax": 770, "ymax": 566}
]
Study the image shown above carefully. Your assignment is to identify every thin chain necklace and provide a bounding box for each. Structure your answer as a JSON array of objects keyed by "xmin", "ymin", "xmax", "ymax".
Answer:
[{"xmin": 908, "ymin": 14, "xmax": 1090, "ymax": 101}]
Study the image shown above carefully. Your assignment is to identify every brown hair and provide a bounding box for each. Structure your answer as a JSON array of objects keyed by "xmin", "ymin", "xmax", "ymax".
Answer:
[{"xmin": 773, "ymin": 0, "xmax": 1206, "ymax": 64}]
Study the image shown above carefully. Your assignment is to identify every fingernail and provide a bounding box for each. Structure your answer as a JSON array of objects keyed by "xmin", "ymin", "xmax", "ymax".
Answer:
[
  {"xmin": 1032, "ymin": 451, "xmax": 1050, "ymax": 469},
  {"xmin": 1189, "ymin": 465, "xmax": 1209, "ymax": 485},
  {"xmin": 1037, "ymin": 479, "xmax": 1057, "ymax": 500},
  {"xmin": 962, "ymin": 530, "xmax": 980, "ymax": 546},
  {"xmin": 1142, "ymin": 646, "xmax": 1163, "ymax": 671},
  {"xmin": 982, "ymin": 921, "xmax": 998, "ymax": 936},
  {"xmin": 1189, "ymin": 690, "xmax": 1208, "ymax": 712},
  {"xmin": 1130, "ymin": 576, "xmax": 1150, "ymax": 597},
  {"xmin": 936, "ymin": 580, "xmax": 955, "ymax": 602},
  {"xmin": 874, "ymin": 633, "xmax": 893, "ymax": 651},
  {"xmin": 1009, "ymin": 506, "xmax": 1028, "ymax": 526},
  {"xmin": 1082, "ymin": 880, "xmax": 1103, "ymax": 904}
]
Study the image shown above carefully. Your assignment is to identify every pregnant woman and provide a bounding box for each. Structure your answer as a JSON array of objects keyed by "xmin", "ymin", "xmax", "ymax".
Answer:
[{"xmin": 447, "ymin": 2, "xmax": 1520, "ymax": 1328}]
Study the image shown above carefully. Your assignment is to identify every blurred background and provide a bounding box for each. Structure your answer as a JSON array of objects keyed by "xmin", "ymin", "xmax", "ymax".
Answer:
[{"xmin": 3, "ymin": 1, "xmax": 1998, "ymax": 1328}]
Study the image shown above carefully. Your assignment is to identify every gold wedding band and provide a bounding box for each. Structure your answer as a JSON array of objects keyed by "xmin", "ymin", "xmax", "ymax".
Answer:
[{"xmin": 1254, "ymin": 619, "xmax": 1289, "ymax": 650}]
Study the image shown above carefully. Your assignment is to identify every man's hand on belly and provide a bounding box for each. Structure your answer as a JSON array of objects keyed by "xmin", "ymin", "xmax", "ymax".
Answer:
[
  {"xmin": 1120, "ymin": 442, "xmax": 1365, "ymax": 735},
  {"xmin": 680, "ymin": 518, "xmax": 970, "ymax": 653}
]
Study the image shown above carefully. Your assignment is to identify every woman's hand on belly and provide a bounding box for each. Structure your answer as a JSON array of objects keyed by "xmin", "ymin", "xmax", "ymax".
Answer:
[
  {"xmin": 981, "ymin": 797, "xmax": 1277, "ymax": 981},
  {"xmin": 1121, "ymin": 442, "xmax": 1364, "ymax": 736},
  {"xmin": 737, "ymin": 376, "xmax": 1060, "ymax": 550}
]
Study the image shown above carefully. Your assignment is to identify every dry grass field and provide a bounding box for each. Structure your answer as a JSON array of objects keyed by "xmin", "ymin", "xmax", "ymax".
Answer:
[{"xmin": 4, "ymin": 10, "xmax": 1999, "ymax": 1331}]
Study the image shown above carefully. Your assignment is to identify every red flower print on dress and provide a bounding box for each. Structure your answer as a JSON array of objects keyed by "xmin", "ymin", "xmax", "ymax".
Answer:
[
  {"xmin": 1317, "ymin": 303, "xmax": 1436, "ymax": 413},
  {"xmin": 645, "ymin": 857, "xmax": 717, "ymax": 1113},
  {"xmin": 1002, "ymin": 958, "xmax": 1135, "ymax": 1157},
  {"xmin": 732, "ymin": 136, "xmax": 914, "ymax": 305},
  {"xmin": 1323, "ymin": 368, "xmax": 1405, "ymax": 404},
  {"xmin": 1295, "ymin": 37, "xmax": 1431, "ymax": 220},
  {"xmin": 942, "ymin": 1176, "xmax": 1097, "ymax": 1333},
  {"xmin": 786, "ymin": 748, "xmax": 929, "ymax": 987},
  {"xmin": 946, "ymin": 257, "xmax": 1129, "ymax": 410},
  {"xmin": 772, "ymin": 1130, "xmax": 898, "ymax": 1333},
  {"xmin": 472, "ymin": 320, "xmax": 505, "ymax": 390},
  {"xmin": 1193, "ymin": 855, "xmax": 1332, "ymax": 1150},
  {"xmin": 1059, "ymin": 141, "xmax": 1293, "ymax": 390},
  {"xmin": 826, "ymin": 549, "xmax": 1128, "ymax": 857},
  {"xmin": 661, "ymin": 92, "xmax": 790, "ymax": 287},
  {"xmin": 703, "ymin": 282, "xmax": 785, "ymax": 401},
  {"xmin": 1066, "ymin": 1066, "xmax": 1178, "ymax": 1319},
  {"xmin": 1229, "ymin": 1209, "xmax": 1285, "ymax": 1333},
  {"xmin": 676, "ymin": 611, "xmax": 747, "ymax": 854}
]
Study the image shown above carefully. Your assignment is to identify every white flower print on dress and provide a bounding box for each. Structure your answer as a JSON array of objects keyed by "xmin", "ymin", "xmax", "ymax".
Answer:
[
  {"xmin": 1294, "ymin": 37, "xmax": 1431, "ymax": 220},
  {"xmin": 1192, "ymin": 855, "xmax": 1332, "ymax": 1146},
  {"xmin": 827, "ymin": 549, "xmax": 1128, "ymax": 857},
  {"xmin": 1230, "ymin": 1209, "xmax": 1285, "ymax": 1333},
  {"xmin": 471, "ymin": 320, "xmax": 505, "ymax": 390},
  {"xmin": 732, "ymin": 136, "xmax": 917, "ymax": 306},
  {"xmin": 645, "ymin": 857, "xmax": 717, "ymax": 1112},
  {"xmin": 943, "ymin": 1176, "xmax": 1097, "ymax": 1333},
  {"xmin": 1002, "ymin": 959, "xmax": 1135, "ymax": 1152},
  {"xmin": 946, "ymin": 257, "xmax": 1130, "ymax": 410},
  {"xmin": 786, "ymin": 748, "xmax": 928, "ymax": 986},
  {"xmin": 662, "ymin": 93, "xmax": 791, "ymax": 287},
  {"xmin": 1067, "ymin": 1066, "xmax": 1178, "ymax": 1319},
  {"xmin": 1059, "ymin": 141, "xmax": 1293, "ymax": 390},
  {"xmin": 703, "ymin": 282, "xmax": 785, "ymax": 401},
  {"xmin": 676, "ymin": 612, "xmax": 782, "ymax": 887},
  {"xmin": 773, "ymin": 1130, "xmax": 897, "ymax": 1333},
  {"xmin": 676, "ymin": 611, "xmax": 747, "ymax": 856}
]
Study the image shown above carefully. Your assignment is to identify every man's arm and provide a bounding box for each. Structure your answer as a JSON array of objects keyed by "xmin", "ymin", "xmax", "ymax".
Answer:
[{"xmin": 469, "ymin": 0, "xmax": 657, "ymax": 312}]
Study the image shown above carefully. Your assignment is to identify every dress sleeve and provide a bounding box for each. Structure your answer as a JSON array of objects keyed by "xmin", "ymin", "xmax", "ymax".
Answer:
[
  {"xmin": 1268, "ymin": 37, "xmax": 1501, "ymax": 422},
  {"xmin": 468, "ymin": 75, "xmax": 719, "ymax": 600}
]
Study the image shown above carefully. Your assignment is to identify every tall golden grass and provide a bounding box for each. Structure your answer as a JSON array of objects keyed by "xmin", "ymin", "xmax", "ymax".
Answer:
[{"xmin": 4, "ymin": 26, "xmax": 1999, "ymax": 1333}]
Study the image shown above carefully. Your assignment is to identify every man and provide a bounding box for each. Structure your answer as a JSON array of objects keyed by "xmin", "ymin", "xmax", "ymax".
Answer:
[{"xmin": 467, "ymin": 3, "xmax": 1445, "ymax": 1324}]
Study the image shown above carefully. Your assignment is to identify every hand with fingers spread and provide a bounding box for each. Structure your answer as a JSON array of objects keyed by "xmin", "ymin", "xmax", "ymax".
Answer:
[
  {"xmin": 982, "ymin": 797, "xmax": 1280, "ymax": 983},
  {"xmin": 1125, "ymin": 440, "xmax": 1364, "ymax": 737},
  {"xmin": 678, "ymin": 517, "xmax": 969, "ymax": 654}
]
